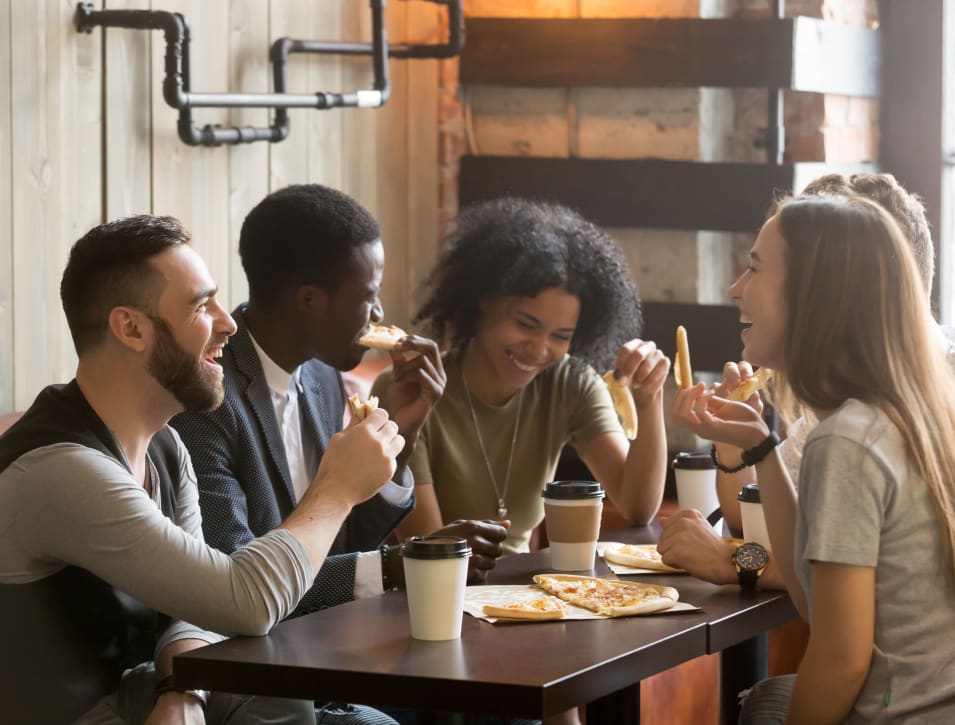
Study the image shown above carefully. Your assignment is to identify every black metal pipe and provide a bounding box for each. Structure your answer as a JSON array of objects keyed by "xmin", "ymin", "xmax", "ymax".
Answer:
[
  {"xmin": 74, "ymin": 1, "xmax": 462, "ymax": 146},
  {"xmin": 288, "ymin": 0, "xmax": 464, "ymax": 60},
  {"xmin": 766, "ymin": 0, "xmax": 786, "ymax": 165}
]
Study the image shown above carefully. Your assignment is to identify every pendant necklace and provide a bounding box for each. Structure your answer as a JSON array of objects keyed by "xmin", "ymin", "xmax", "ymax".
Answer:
[{"xmin": 461, "ymin": 362, "xmax": 523, "ymax": 520}]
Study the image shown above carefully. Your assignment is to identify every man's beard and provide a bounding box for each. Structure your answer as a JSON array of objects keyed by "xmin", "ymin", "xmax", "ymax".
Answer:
[{"xmin": 147, "ymin": 315, "xmax": 224, "ymax": 412}]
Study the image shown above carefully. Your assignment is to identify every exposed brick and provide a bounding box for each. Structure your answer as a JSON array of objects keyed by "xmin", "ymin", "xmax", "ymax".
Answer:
[
  {"xmin": 784, "ymin": 131, "xmax": 825, "ymax": 162},
  {"xmin": 821, "ymin": 125, "xmax": 879, "ymax": 163},
  {"xmin": 609, "ymin": 228, "xmax": 703, "ymax": 303},
  {"xmin": 469, "ymin": 87, "xmax": 571, "ymax": 157},
  {"xmin": 463, "ymin": 0, "xmax": 576, "ymax": 17},
  {"xmin": 580, "ymin": 0, "xmax": 702, "ymax": 18},
  {"xmin": 576, "ymin": 88, "xmax": 701, "ymax": 160},
  {"xmin": 847, "ymin": 96, "xmax": 879, "ymax": 126},
  {"xmin": 823, "ymin": 94, "xmax": 850, "ymax": 126}
]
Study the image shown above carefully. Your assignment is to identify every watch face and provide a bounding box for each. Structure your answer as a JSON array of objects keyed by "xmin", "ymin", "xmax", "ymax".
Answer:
[{"xmin": 735, "ymin": 542, "xmax": 769, "ymax": 571}]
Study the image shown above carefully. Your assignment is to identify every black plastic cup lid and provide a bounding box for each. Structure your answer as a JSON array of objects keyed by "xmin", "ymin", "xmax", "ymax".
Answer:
[
  {"xmin": 402, "ymin": 535, "xmax": 471, "ymax": 559},
  {"xmin": 672, "ymin": 451, "xmax": 715, "ymax": 470},
  {"xmin": 541, "ymin": 480, "xmax": 605, "ymax": 500},
  {"xmin": 738, "ymin": 483, "xmax": 761, "ymax": 503}
]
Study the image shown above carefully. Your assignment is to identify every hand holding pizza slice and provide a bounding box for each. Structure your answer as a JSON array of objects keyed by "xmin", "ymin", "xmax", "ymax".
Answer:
[
  {"xmin": 603, "ymin": 371, "xmax": 638, "ymax": 440},
  {"xmin": 347, "ymin": 393, "xmax": 379, "ymax": 421}
]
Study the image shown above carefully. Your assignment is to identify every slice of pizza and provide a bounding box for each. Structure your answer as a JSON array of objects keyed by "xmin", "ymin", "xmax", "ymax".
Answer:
[
  {"xmin": 532, "ymin": 573, "xmax": 678, "ymax": 617},
  {"xmin": 728, "ymin": 367, "xmax": 772, "ymax": 402},
  {"xmin": 603, "ymin": 371, "xmax": 638, "ymax": 440},
  {"xmin": 347, "ymin": 393, "xmax": 379, "ymax": 421},
  {"xmin": 601, "ymin": 543, "xmax": 684, "ymax": 573},
  {"xmin": 482, "ymin": 596, "xmax": 566, "ymax": 621},
  {"xmin": 358, "ymin": 324, "xmax": 407, "ymax": 350}
]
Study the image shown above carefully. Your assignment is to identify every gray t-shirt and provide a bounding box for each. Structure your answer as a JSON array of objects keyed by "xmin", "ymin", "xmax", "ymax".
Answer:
[
  {"xmin": 0, "ymin": 431, "xmax": 313, "ymax": 643},
  {"xmin": 796, "ymin": 399, "xmax": 955, "ymax": 723}
]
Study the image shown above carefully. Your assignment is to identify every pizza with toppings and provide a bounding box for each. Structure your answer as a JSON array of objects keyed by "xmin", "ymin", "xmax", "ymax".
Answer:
[
  {"xmin": 532, "ymin": 574, "xmax": 678, "ymax": 617},
  {"xmin": 358, "ymin": 324, "xmax": 407, "ymax": 350},
  {"xmin": 482, "ymin": 596, "xmax": 566, "ymax": 621},
  {"xmin": 602, "ymin": 543, "xmax": 684, "ymax": 573}
]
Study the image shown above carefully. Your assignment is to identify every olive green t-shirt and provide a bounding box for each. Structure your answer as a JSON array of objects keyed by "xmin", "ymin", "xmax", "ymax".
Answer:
[{"xmin": 372, "ymin": 352, "xmax": 621, "ymax": 554}]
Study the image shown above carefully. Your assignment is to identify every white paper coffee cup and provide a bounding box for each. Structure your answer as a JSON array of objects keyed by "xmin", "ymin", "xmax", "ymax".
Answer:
[
  {"xmin": 672, "ymin": 452, "xmax": 720, "ymax": 523},
  {"xmin": 542, "ymin": 480, "xmax": 605, "ymax": 571},
  {"xmin": 738, "ymin": 483, "xmax": 772, "ymax": 552},
  {"xmin": 402, "ymin": 536, "xmax": 471, "ymax": 640}
]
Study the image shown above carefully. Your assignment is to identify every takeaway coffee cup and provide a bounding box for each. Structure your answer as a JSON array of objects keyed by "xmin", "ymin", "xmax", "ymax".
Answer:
[
  {"xmin": 542, "ymin": 480, "xmax": 605, "ymax": 571},
  {"xmin": 402, "ymin": 535, "xmax": 471, "ymax": 640},
  {"xmin": 672, "ymin": 452, "xmax": 720, "ymax": 524},
  {"xmin": 738, "ymin": 483, "xmax": 772, "ymax": 552}
]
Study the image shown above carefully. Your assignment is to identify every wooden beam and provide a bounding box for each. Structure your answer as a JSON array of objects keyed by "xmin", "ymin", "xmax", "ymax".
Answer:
[
  {"xmin": 460, "ymin": 156, "xmax": 878, "ymax": 233},
  {"xmin": 641, "ymin": 302, "xmax": 742, "ymax": 375},
  {"xmin": 460, "ymin": 17, "xmax": 880, "ymax": 97}
]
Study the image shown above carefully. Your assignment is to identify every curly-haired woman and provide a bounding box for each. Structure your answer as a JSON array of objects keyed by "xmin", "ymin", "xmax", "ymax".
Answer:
[{"xmin": 372, "ymin": 197, "xmax": 669, "ymax": 554}]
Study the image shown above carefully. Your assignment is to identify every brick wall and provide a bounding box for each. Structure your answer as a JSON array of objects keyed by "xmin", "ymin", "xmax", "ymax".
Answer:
[{"xmin": 439, "ymin": 0, "xmax": 879, "ymax": 446}]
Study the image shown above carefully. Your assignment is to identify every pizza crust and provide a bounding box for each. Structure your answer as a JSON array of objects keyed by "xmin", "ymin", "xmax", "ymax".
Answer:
[
  {"xmin": 358, "ymin": 324, "xmax": 407, "ymax": 350},
  {"xmin": 602, "ymin": 543, "xmax": 684, "ymax": 573},
  {"xmin": 347, "ymin": 393, "xmax": 379, "ymax": 421},
  {"xmin": 603, "ymin": 372, "xmax": 638, "ymax": 440},
  {"xmin": 533, "ymin": 573, "xmax": 678, "ymax": 617},
  {"xmin": 728, "ymin": 367, "xmax": 772, "ymax": 402},
  {"xmin": 482, "ymin": 596, "xmax": 566, "ymax": 621}
]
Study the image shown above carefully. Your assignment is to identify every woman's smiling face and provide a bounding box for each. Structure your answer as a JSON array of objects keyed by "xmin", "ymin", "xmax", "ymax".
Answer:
[
  {"xmin": 729, "ymin": 214, "xmax": 789, "ymax": 371},
  {"xmin": 472, "ymin": 286, "xmax": 581, "ymax": 393}
]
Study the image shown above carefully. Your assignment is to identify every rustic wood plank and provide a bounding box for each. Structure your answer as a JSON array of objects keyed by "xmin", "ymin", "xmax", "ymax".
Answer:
[
  {"xmin": 10, "ymin": 0, "xmax": 102, "ymax": 408},
  {"xmin": 268, "ymin": 0, "xmax": 313, "ymax": 189},
  {"xmin": 56, "ymin": 0, "xmax": 102, "ymax": 382},
  {"xmin": 404, "ymin": 1, "xmax": 441, "ymax": 324},
  {"xmin": 460, "ymin": 17, "xmax": 880, "ymax": 97},
  {"xmin": 304, "ymin": 0, "xmax": 345, "ymax": 191},
  {"xmin": 226, "ymin": 0, "xmax": 270, "ymax": 308},
  {"xmin": 459, "ymin": 156, "xmax": 878, "ymax": 233},
  {"xmin": 104, "ymin": 0, "xmax": 151, "ymax": 219},
  {"xmin": 459, "ymin": 156, "xmax": 787, "ymax": 233},
  {"xmin": 0, "ymin": 0, "xmax": 12, "ymax": 411},
  {"xmin": 150, "ymin": 0, "xmax": 231, "ymax": 298}
]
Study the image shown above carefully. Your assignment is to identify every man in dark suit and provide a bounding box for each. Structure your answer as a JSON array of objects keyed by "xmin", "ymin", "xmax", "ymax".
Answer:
[{"xmin": 172, "ymin": 185, "xmax": 507, "ymax": 616}]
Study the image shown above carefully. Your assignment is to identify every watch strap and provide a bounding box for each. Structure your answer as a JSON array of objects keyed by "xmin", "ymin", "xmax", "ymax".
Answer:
[
  {"xmin": 154, "ymin": 674, "xmax": 209, "ymax": 708},
  {"xmin": 738, "ymin": 568, "xmax": 759, "ymax": 592}
]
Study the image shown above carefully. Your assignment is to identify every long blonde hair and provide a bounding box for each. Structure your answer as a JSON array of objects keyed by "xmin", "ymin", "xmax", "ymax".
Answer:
[{"xmin": 777, "ymin": 194, "xmax": 955, "ymax": 577}]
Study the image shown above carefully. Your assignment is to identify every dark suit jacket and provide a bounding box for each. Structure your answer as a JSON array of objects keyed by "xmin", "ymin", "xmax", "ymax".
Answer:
[{"xmin": 172, "ymin": 305, "xmax": 413, "ymax": 615}]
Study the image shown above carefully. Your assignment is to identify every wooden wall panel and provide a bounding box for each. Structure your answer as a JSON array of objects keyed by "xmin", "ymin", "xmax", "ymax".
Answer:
[
  {"xmin": 268, "ymin": 0, "xmax": 313, "ymax": 190},
  {"xmin": 9, "ymin": 0, "xmax": 101, "ymax": 409},
  {"xmin": 104, "ymin": 0, "xmax": 151, "ymax": 219},
  {"xmin": 304, "ymin": 2, "xmax": 345, "ymax": 191},
  {"xmin": 0, "ymin": 0, "xmax": 441, "ymax": 407},
  {"xmin": 404, "ymin": 3, "xmax": 441, "ymax": 322},
  {"xmin": 150, "ymin": 0, "xmax": 231, "ymax": 301},
  {"xmin": 0, "ymin": 0, "xmax": 12, "ymax": 412},
  {"xmin": 226, "ymin": 0, "xmax": 271, "ymax": 309}
]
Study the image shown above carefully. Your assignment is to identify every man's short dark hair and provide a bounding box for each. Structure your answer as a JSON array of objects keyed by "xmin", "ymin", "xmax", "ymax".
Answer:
[
  {"xmin": 239, "ymin": 184, "xmax": 381, "ymax": 306},
  {"xmin": 60, "ymin": 215, "xmax": 190, "ymax": 355}
]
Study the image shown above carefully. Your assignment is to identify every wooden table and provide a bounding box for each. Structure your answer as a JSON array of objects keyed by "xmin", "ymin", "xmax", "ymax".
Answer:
[{"xmin": 175, "ymin": 527, "xmax": 795, "ymax": 723}]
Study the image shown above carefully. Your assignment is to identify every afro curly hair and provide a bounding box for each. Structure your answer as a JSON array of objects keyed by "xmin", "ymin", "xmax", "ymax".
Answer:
[{"xmin": 414, "ymin": 197, "xmax": 642, "ymax": 372}]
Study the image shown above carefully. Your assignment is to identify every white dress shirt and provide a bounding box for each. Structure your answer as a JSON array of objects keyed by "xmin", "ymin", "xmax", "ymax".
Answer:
[{"xmin": 248, "ymin": 334, "xmax": 396, "ymax": 598}]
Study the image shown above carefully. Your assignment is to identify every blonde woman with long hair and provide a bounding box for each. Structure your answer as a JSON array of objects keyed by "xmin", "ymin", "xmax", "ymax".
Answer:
[{"xmin": 672, "ymin": 193, "xmax": 955, "ymax": 723}]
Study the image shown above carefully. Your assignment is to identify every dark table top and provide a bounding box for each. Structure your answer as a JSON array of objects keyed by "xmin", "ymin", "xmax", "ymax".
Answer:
[{"xmin": 174, "ymin": 526, "xmax": 795, "ymax": 718}]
